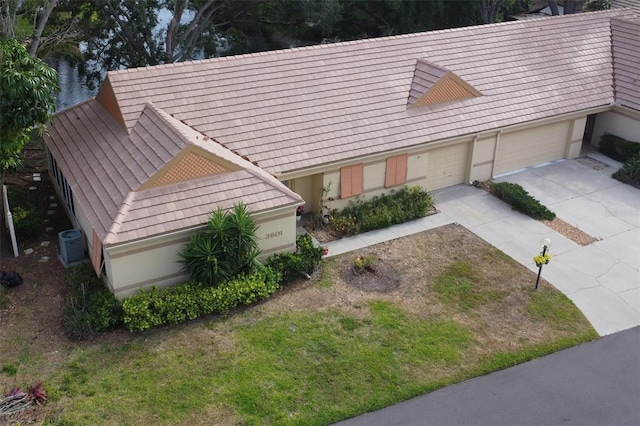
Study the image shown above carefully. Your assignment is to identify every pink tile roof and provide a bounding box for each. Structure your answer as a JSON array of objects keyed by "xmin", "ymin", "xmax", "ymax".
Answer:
[
  {"xmin": 611, "ymin": 16, "xmax": 640, "ymax": 111},
  {"xmin": 102, "ymin": 10, "xmax": 636, "ymax": 176},
  {"xmin": 45, "ymin": 101, "xmax": 302, "ymax": 245}
]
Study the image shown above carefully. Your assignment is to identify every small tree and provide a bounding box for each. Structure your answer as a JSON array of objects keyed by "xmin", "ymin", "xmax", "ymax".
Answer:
[
  {"xmin": 179, "ymin": 204, "xmax": 261, "ymax": 287},
  {"xmin": 0, "ymin": 37, "xmax": 59, "ymax": 178}
]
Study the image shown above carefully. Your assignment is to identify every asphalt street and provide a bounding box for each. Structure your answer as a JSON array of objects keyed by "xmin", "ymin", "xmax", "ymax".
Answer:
[{"xmin": 334, "ymin": 326, "xmax": 640, "ymax": 426}]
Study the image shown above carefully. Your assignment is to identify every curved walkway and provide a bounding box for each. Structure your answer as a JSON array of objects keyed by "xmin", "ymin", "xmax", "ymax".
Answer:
[{"xmin": 322, "ymin": 155, "xmax": 640, "ymax": 336}]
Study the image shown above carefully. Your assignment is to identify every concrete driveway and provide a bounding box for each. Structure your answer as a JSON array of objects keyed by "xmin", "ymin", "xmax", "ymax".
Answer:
[{"xmin": 434, "ymin": 154, "xmax": 639, "ymax": 336}]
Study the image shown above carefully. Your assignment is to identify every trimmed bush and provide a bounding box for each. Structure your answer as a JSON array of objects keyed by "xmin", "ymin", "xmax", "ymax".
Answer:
[
  {"xmin": 332, "ymin": 186, "xmax": 433, "ymax": 236},
  {"xmin": 122, "ymin": 266, "xmax": 281, "ymax": 332},
  {"xmin": 490, "ymin": 182, "xmax": 555, "ymax": 220},
  {"xmin": 598, "ymin": 134, "xmax": 640, "ymax": 163},
  {"xmin": 63, "ymin": 265, "xmax": 123, "ymax": 340},
  {"xmin": 612, "ymin": 153, "xmax": 640, "ymax": 188},
  {"xmin": 5, "ymin": 185, "xmax": 41, "ymax": 239},
  {"xmin": 265, "ymin": 234, "xmax": 324, "ymax": 284}
]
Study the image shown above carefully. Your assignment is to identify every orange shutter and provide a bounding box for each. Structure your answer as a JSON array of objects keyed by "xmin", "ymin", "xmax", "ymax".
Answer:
[
  {"xmin": 385, "ymin": 156, "xmax": 397, "ymax": 188},
  {"xmin": 395, "ymin": 154, "xmax": 408, "ymax": 185},
  {"xmin": 385, "ymin": 154, "xmax": 407, "ymax": 187},
  {"xmin": 341, "ymin": 165, "xmax": 353, "ymax": 198},
  {"xmin": 352, "ymin": 163, "xmax": 363, "ymax": 196},
  {"xmin": 340, "ymin": 164, "xmax": 364, "ymax": 198}
]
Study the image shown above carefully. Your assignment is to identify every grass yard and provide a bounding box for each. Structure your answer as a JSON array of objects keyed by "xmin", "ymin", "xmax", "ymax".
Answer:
[{"xmin": 0, "ymin": 224, "xmax": 596, "ymax": 425}]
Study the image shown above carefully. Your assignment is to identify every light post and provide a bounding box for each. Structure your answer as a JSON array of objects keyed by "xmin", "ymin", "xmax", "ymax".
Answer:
[{"xmin": 534, "ymin": 237, "xmax": 552, "ymax": 290}]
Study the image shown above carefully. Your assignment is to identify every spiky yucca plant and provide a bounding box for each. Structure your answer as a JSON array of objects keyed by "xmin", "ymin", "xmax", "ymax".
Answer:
[{"xmin": 179, "ymin": 204, "xmax": 261, "ymax": 287}]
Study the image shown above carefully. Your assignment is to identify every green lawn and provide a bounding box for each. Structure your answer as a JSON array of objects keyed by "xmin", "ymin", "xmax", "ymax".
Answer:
[{"xmin": 1, "ymin": 226, "xmax": 597, "ymax": 425}]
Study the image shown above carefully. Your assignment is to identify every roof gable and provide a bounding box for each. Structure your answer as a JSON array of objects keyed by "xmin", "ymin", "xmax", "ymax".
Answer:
[
  {"xmin": 408, "ymin": 60, "xmax": 481, "ymax": 107},
  {"xmin": 140, "ymin": 146, "xmax": 238, "ymax": 190}
]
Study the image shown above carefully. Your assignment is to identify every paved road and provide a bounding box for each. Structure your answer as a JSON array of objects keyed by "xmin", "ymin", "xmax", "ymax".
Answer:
[{"xmin": 334, "ymin": 326, "xmax": 640, "ymax": 426}]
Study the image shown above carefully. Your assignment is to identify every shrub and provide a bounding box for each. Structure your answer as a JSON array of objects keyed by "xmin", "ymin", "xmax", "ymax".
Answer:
[
  {"xmin": 490, "ymin": 182, "xmax": 555, "ymax": 220},
  {"xmin": 333, "ymin": 186, "xmax": 433, "ymax": 236},
  {"xmin": 63, "ymin": 265, "xmax": 123, "ymax": 340},
  {"xmin": 265, "ymin": 234, "xmax": 324, "ymax": 284},
  {"xmin": 179, "ymin": 204, "xmax": 261, "ymax": 287},
  {"xmin": 122, "ymin": 267, "xmax": 281, "ymax": 332},
  {"xmin": 612, "ymin": 153, "xmax": 640, "ymax": 187},
  {"xmin": 598, "ymin": 134, "xmax": 640, "ymax": 162},
  {"xmin": 5, "ymin": 185, "xmax": 41, "ymax": 239},
  {"xmin": 353, "ymin": 254, "xmax": 377, "ymax": 274}
]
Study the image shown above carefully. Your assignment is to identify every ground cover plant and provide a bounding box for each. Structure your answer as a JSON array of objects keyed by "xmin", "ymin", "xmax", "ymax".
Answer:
[{"xmin": 0, "ymin": 224, "xmax": 596, "ymax": 425}]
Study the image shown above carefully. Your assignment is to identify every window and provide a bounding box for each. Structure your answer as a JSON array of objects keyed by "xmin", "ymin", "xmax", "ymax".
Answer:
[
  {"xmin": 340, "ymin": 163, "xmax": 363, "ymax": 198},
  {"xmin": 385, "ymin": 154, "xmax": 408, "ymax": 188}
]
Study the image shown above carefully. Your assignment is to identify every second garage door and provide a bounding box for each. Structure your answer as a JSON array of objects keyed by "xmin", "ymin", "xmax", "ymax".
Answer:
[
  {"xmin": 426, "ymin": 142, "xmax": 469, "ymax": 191},
  {"xmin": 494, "ymin": 121, "xmax": 569, "ymax": 175}
]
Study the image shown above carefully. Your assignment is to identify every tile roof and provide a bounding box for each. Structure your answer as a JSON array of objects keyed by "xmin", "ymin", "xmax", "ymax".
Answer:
[
  {"xmin": 100, "ymin": 9, "xmax": 636, "ymax": 176},
  {"xmin": 612, "ymin": 0, "xmax": 640, "ymax": 16},
  {"xmin": 611, "ymin": 16, "xmax": 640, "ymax": 111},
  {"xmin": 45, "ymin": 101, "xmax": 302, "ymax": 246}
]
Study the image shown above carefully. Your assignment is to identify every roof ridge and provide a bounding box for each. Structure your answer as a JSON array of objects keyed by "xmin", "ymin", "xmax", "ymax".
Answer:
[
  {"xmin": 104, "ymin": 191, "xmax": 135, "ymax": 244},
  {"xmin": 107, "ymin": 9, "xmax": 631, "ymax": 79}
]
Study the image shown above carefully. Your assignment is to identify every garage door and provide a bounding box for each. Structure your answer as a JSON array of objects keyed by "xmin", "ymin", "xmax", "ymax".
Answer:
[
  {"xmin": 426, "ymin": 142, "xmax": 469, "ymax": 191},
  {"xmin": 495, "ymin": 122, "xmax": 569, "ymax": 175}
]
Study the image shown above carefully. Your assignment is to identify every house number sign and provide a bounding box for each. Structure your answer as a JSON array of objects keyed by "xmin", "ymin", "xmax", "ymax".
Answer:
[{"xmin": 264, "ymin": 230, "xmax": 283, "ymax": 240}]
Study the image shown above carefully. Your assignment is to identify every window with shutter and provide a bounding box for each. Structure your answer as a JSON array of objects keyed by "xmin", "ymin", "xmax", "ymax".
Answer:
[
  {"xmin": 340, "ymin": 163, "xmax": 364, "ymax": 198},
  {"xmin": 385, "ymin": 154, "xmax": 408, "ymax": 188}
]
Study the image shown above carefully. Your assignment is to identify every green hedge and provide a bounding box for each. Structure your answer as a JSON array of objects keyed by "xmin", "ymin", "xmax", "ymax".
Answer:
[
  {"xmin": 122, "ymin": 267, "xmax": 281, "ymax": 332},
  {"xmin": 332, "ymin": 186, "xmax": 433, "ymax": 236},
  {"xmin": 265, "ymin": 234, "xmax": 324, "ymax": 284},
  {"xmin": 612, "ymin": 153, "xmax": 640, "ymax": 188},
  {"xmin": 490, "ymin": 182, "xmax": 555, "ymax": 220},
  {"xmin": 599, "ymin": 134, "xmax": 640, "ymax": 163}
]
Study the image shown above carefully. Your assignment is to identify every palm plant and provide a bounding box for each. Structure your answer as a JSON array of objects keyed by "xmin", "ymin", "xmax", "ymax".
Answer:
[{"xmin": 179, "ymin": 204, "xmax": 261, "ymax": 286}]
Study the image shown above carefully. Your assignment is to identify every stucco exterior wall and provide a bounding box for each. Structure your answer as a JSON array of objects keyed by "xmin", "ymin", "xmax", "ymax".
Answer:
[
  {"xmin": 591, "ymin": 110, "xmax": 640, "ymax": 145},
  {"xmin": 104, "ymin": 208, "xmax": 297, "ymax": 300}
]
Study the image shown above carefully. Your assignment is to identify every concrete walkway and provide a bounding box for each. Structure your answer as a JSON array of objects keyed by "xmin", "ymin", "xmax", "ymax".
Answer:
[{"xmin": 322, "ymin": 155, "xmax": 640, "ymax": 336}]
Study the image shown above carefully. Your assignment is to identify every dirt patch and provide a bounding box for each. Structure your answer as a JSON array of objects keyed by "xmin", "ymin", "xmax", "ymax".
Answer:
[
  {"xmin": 575, "ymin": 155, "xmax": 611, "ymax": 171},
  {"xmin": 341, "ymin": 252, "xmax": 401, "ymax": 292},
  {"xmin": 540, "ymin": 217, "xmax": 598, "ymax": 246}
]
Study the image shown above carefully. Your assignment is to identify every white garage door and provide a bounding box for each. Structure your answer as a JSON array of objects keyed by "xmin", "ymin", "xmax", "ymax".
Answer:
[
  {"xmin": 426, "ymin": 143, "xmax": 469, "ymax": 191},
  {"xmin": 495, "ymin": 122, "xmax": 570, "ymax": 175}
]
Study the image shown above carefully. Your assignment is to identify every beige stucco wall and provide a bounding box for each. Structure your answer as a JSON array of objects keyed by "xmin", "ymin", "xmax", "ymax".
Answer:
[
  {"xmin": 591, "ymin": 110, "xmax": 640, "ymax": 145},
  {"xmin": 318, "ymin": 147, "xmax": 455, "ymax": 211},
  {"xmin": 104, "ymin": 207, "xmax": 297, "ymax": 300}
]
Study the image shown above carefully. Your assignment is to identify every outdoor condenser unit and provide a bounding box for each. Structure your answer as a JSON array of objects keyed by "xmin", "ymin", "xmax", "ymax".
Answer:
[{"xmin": 59, "ymin": 229, "xmax": 83, "ymax": 264}]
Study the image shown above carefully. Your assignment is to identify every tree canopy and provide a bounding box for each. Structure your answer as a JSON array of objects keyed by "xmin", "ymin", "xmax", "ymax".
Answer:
[{"xmin": 0, "ymin": 37, "xmax": 59, "ymax": 172}]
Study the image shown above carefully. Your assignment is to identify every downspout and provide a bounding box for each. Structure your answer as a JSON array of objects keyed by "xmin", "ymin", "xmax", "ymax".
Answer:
[
  {"xmin": 491, "ymin": 130, "xmax": 502, "ymax": 179},
  {"xmin": 469, "ymin": 134, "xmax": 479, "ymax": 183}
]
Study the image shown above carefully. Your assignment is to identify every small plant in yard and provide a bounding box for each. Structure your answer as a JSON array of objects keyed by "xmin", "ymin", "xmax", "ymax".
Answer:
[
  {"xmin": 353, "ymin": 254, "xmax": 377, "ymax": 274},
  {"xmin": 0, "ymin": 381, "xmax": 47, "ymax": 416},
  {"xmin": 490, "ymin": 182, "xmax": 555, "ymax": 220}
]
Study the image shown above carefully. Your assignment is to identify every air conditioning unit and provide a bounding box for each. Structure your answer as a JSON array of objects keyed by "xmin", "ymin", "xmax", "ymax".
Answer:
[{"xmin": 59, "ymin": 229, "xmax": 84, "ymax": 264}]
